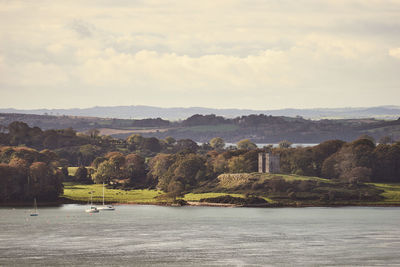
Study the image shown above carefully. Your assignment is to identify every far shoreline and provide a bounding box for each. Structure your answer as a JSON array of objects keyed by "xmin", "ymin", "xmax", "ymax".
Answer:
[{"xmin": 2, "ymin": 199, "xmax": 400, "ymax": 208}]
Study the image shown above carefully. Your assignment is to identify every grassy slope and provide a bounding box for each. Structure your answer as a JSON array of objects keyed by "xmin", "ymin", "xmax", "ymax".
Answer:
[
  {"xmin": 184, "ymin": 192, "xmax": 244, "ymax": 201},
  {"xmin": 368, "ymin": 183, "xmax": 400, "ymax": 205},
  {"xmin": 218, "ymin": 173, "xmax": 333, "ymax": 189},
  {"xmin": 218, "ymin": 173, "xmax": 400, "ymax": 205}
]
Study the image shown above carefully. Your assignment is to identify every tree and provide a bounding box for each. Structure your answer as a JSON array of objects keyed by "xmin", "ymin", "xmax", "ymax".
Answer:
[
  {"xmin": 75, "ymin": 166, "xmax": 92, "ymax": 184},
  {"xmin": 125, "ymin": 153, "xmax": 146, "ymax": 186},
  {"xmin": 357, "ymin": 135, "xmax": 376, "ymax": 145},
  {"xmin": 321, "ymin": 139, "xmax": 375, "ymax": 180},
  {"xmin": 210, "ymin": 137, "xmax": 225, "ymax": 150},
  {"xmin": 173, "ymin": 154, "xmax": 206, "ymax": 186},
  {"xmin": 312, "ymin": 140, "xmax": 345, "ymax": 176},
  {"xmin": 372, "ymin": 143, "xmax": 400, "ymax": 182},
  {"xmin": 87, "ymin": 128, "xmax": 100, "ymax": 139},
  {"xmin": 211, "ymin": 154, "xmax": 228, "ymax": 174},
  {"xmin": 29, "ymin": 162, "xmax": 63, "ymax": 201},
  {"xmin": 8, "ymin": 121, "xmax": 31, "ymax": 146},
  {"xmin": 93, "ymin": 161, "xmax": 116, "ymax": 184},
  {"xmin": 79, "ymin": 145, "xmax": 102, "ymax": 166},
  {"xmin": 148, "ymin": 154, "xmax": 176, "ymax": 188},
  {"xmin": 237, "ymin": 139, "xmax": 257, "ymax": 150},
  {"xmin": 105, "ymin": 152, "xmax": 126, "ymax": 170},
  {"xmin": 156, "ymin": 154, "xmax": 206, "ymax": 191},
  {"xmin": 288, "ymin": 147, "xmax": 315, "ymax": 176},
  {"xmin": 279, "ymin": 140, "xmax": 292, "ymax": 149},
  {"xmin": 345, "ymin": 167, "xmax": 372, "ymax": 183},
  {"xmin": 142, "ymin": 137, "xmax": 161, "ymax": 152},
  {"xmin": 126, "ymin": 134, "xmax": 143, "ymax": 150},
  {"xmin": 164, "ymin": 136, "xmax": 176, "ymax": 145},
  {"xmin": 175, "ymin": 139, "xmax": 199, "ymax": 152},
  {"xmin": 92, "ymin": 157, "xmax": 107, "ymax": 169},
  {"xmin": 227, "ymin": 155, "xmax": 252, "ymax": 173},
  {"xmin": 166, "ymin": 179, "xmax": 185, "ymax": 200}
]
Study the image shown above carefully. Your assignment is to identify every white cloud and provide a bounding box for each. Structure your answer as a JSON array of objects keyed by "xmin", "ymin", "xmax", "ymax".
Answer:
[
  {"xmin": 0, "ymin": 0, "xmax": 399, "ymax": 109},
  {"xmin": 389, "ymin": 48, "xmax": 400, "ymax": 59}
]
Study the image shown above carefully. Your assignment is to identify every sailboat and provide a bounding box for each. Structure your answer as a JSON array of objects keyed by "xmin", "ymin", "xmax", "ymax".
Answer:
[
  {"xmin": 97, "ymin": 182, "xmax": 115, "ymax": 211},
  {"xmin": 30, "ymin": 198, "xmax": 39, "ymax": 216},
  {"xmin": 85, "ymin": 192, "xmax": 99, "ymax": 213}
]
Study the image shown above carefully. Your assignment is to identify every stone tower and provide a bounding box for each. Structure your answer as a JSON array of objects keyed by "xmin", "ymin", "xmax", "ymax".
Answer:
[{"xmin": 258, "ymin": 152, "xmax": 280, "ymax": 173}]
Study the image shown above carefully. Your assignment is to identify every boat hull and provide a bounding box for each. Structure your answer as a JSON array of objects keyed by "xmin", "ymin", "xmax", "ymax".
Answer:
[{"xmin": 97, "ymin": 206, "xmax": 115, "ymax": 211}]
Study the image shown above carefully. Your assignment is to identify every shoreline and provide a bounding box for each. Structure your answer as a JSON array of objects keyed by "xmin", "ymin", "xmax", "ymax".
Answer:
[{"xmin": 2, "ymin": 199, "xmax": 400, "ymax": 208}]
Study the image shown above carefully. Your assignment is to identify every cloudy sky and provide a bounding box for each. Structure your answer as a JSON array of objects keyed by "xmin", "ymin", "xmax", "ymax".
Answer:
[{"xmin": 0, "ymin": 0, "xmax": 399, "ymax": 110}]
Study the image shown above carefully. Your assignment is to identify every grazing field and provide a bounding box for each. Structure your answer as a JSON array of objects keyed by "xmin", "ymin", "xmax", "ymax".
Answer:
[
  {"xmin": 62, "ymin": 183, "xmax": 246, "ymax": 204},
  {"xmin": 62, "ymin": 183, "xmax": 164, "ymax": 204}
]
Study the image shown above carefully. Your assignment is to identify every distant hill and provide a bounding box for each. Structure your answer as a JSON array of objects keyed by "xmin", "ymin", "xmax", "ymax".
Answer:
[
  {"xmin": 1, "ymin": 105, "xmax": 399, "ymax": 120},
  {"xmin": 1, "ymin": 112, "xmax": 400, "ymax": 143}
]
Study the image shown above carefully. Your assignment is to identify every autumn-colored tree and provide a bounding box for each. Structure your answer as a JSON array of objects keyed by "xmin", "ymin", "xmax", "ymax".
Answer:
[
  {"xmin": 75, "ymin": 166, "xmax": 92, "ymax": 184},
  {"xmin": 164, "ymin": 136, "xmax": 176, "ymax": 145},
  {"xmin": 227, "ymin": 155, "xmax": 252, "ymax": 173},
  {"xmin": 29, "ymin": 162, "xmax": 63, "ymax": 201},
  {"xmin": 210, "ymin": 137, "xmax": 225, "ymax": 150},
  {"xmin": 93, "ymin": 161, "xmax": 116, "ymax": 184},
  {"xmin": 125, "ymin": 153, "xmax": 146, "ymax": 186},
  {"xmin": 237, "ymin": 139, "xmax": 257, "ymax": 150},
  {"xmin": 278, "ymin": 140, "xmax": 292, "ymax": 149}
]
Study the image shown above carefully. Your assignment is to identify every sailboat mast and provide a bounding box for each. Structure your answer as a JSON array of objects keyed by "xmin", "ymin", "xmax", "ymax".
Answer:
[{"xmin": 103, "ymin": 182, "xmax": 105, "ymax": 206}]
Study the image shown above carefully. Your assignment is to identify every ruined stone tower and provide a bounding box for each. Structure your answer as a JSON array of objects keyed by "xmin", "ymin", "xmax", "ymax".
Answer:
[{"xmin": 258, "ymin": 152, "xmax": 280, "ymax": 173}]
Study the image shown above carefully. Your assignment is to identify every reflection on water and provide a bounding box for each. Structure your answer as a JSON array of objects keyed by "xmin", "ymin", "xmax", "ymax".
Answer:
[{"xmin": 1, "ymin": 205, "xmax": 400, "ymax": 266}]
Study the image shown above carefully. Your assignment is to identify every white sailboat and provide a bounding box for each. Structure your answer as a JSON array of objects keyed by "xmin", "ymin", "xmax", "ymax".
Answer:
[
  {"xmin": 97, "ymin": 182, "xmax": 115, "ymax": 211},
  {"xmin": 30, "ymin": 198, "xmax": 39, "ymax": 216},
  {"xmin": 85, "ymin": 192, "xmax": 99, "ymax": 213}
]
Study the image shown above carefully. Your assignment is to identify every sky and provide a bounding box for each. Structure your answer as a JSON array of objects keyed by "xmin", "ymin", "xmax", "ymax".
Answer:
[{"xmin": 0, "ymin": 0, "xmax": 400, "ymax": 110}]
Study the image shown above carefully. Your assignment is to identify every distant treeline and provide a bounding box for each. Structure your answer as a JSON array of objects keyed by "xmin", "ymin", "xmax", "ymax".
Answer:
[{"xmin": 1, "ymin": 113, "xmax": 400, "ymax": 143}]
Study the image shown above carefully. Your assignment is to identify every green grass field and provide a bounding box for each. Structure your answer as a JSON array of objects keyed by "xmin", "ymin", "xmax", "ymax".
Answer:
[
  {"xmin": 67, "ymin": 167, "xmax": 79, "ymax": 176},
  {"xmin": 62, "ymin": 182, "xmax": 164, "ymax": 204},
  {"xmin": 183, "ymin": 192, "xmax": 244, "ymax": 201},
  {"xmin": 62, "ymin": 179, "xmax": 400, "ymax": 206},
  {"xmin": 178, "ymin": 124, "xmax": 239, "ymax": 133},
  {"xmin": 62, "ymin": 183, "xmax": 247, "ymax": 204},
  {"xmin": 369, "ymin": 183, "xmax": 400, "ymax": 204}
]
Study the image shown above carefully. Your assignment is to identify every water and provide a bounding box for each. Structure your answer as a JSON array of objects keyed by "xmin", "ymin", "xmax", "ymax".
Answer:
[
  {"xmin": 1, "ymin": 205, "xmax": 400, "ymax": 266},
  {"xmin": 220, "ymin": 143, "xmax": 318, "ymax": 148}
]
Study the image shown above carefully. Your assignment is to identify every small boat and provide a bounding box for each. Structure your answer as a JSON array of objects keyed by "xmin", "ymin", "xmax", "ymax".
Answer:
[
  {"xmin": 85, "ymin": 206, "xmax": 99, "ymax": 213},
  {"xmin": 85, "ymin": 192, "xmax": 99, "ymax": 213},
  {"xmin": 30, "ymin": 198, "xmax": 39, "ymax": 216},
  {"xmin": 97, "ymin": 182, "xmax": 115, "ymax": 211}
]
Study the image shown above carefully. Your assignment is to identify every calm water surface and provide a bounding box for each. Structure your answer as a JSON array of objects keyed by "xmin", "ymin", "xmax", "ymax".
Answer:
[{"xmin": 1, "ymin": 205, "xmax": 400, "ymax": 266}]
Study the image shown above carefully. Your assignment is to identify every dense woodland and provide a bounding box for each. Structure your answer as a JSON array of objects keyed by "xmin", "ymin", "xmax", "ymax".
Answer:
[
  {"xmin": 1, "ymin": 121, "xmax": 400, "ymax": 203},
  {"xmin": 0, "ymin": 146, "xmax": 63, "ymax": 202}
]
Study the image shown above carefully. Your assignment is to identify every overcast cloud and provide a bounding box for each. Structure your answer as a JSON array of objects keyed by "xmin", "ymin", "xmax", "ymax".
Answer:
[{"xmin": 0, "ymin": 0, "xmax": 399, "ymax": 109}]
